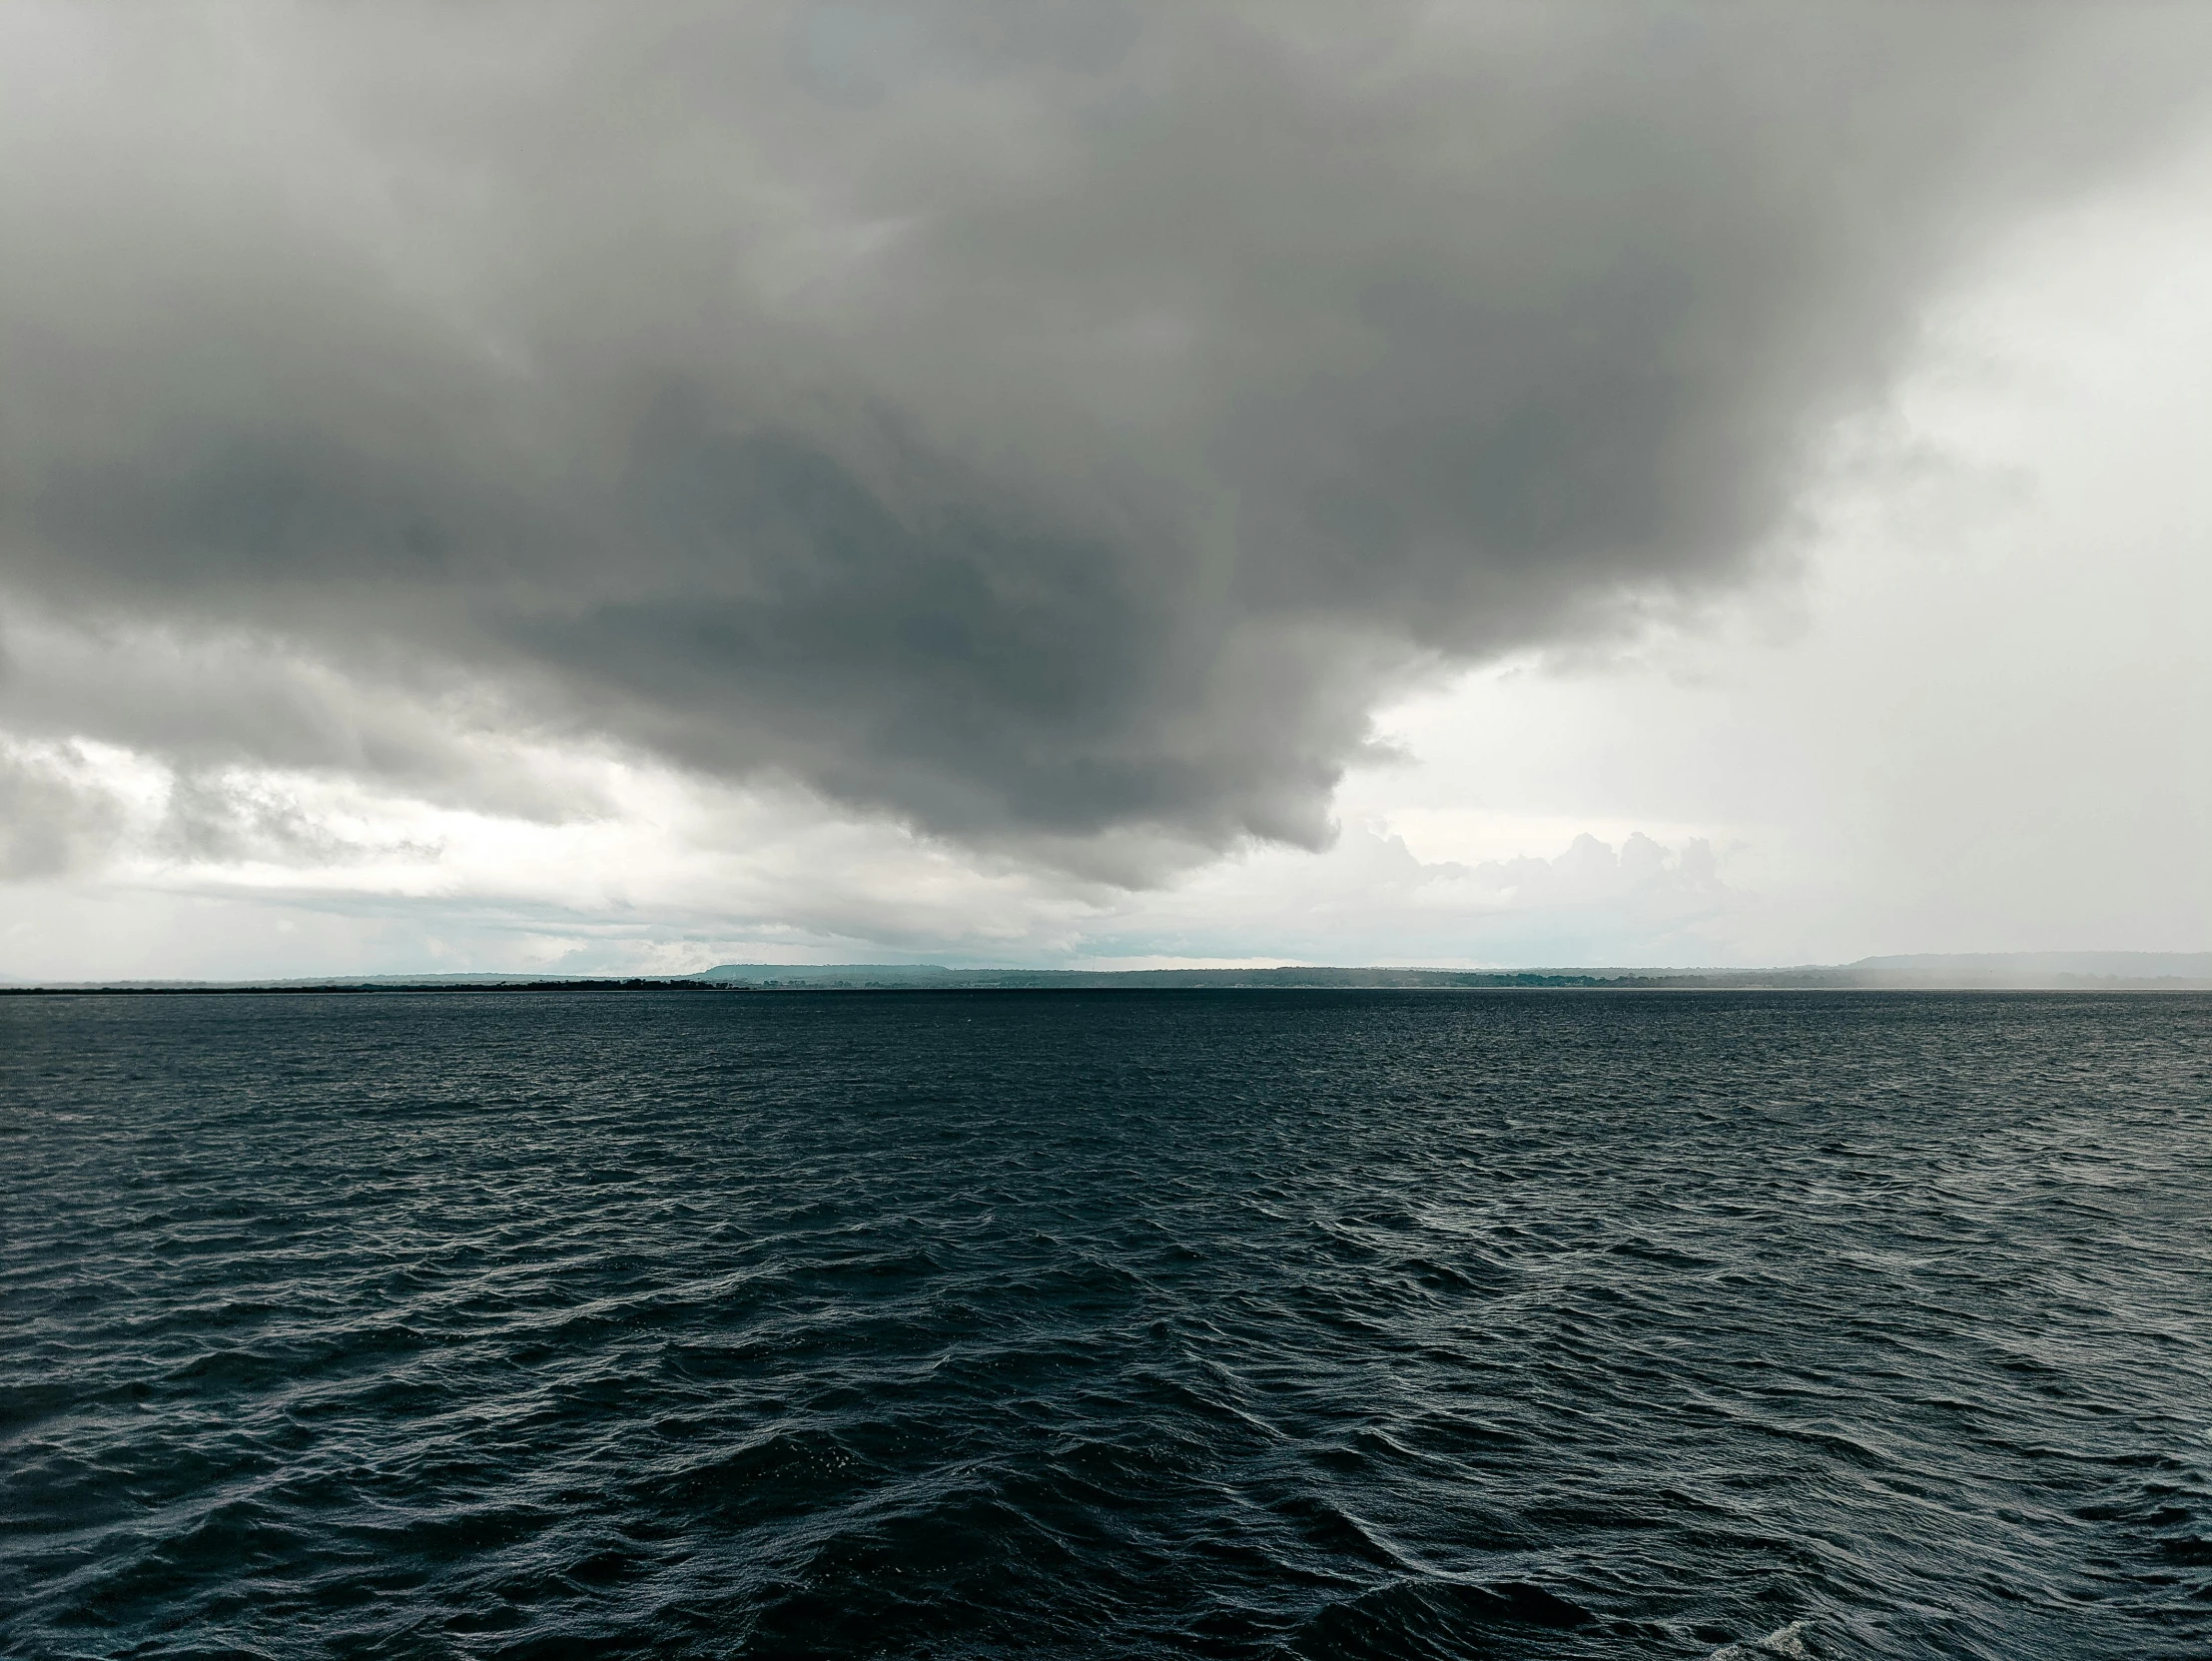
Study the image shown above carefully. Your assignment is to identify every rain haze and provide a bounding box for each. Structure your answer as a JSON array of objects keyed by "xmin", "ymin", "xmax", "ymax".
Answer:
[{"xmin": 1, "ymin": 1, "xmax": 2207, "ymax": 977}]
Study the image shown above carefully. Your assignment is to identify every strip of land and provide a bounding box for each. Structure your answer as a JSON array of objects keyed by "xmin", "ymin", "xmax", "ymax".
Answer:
[{"xmin": 3, "ymin": 952, "xmax": 2205, "ymax": 993}]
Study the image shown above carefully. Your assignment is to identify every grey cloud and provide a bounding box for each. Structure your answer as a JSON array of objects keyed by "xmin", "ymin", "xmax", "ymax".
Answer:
[
  {"xmin": 157, "ymin": 769, "xmax": 441, "ymax": 868},
  {"xmin": 0, "ymin": 611, "xmax": 605, "ymax": 822},
  {"xmin": 3, "ymin": 2, "xmax": 2207, "ymax": 874},
  {"xmin": 0, "ymin": 742, "xmax": 123, "ymax": 879},
  {"xmin": 0, "ymin": 734, "xmax": 440, "ymax": 880}
]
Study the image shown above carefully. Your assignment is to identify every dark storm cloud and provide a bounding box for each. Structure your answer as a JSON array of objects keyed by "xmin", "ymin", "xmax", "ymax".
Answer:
[{"xmin": 2, "ymin": 2, "xmax": 2206, "ymax": 870}]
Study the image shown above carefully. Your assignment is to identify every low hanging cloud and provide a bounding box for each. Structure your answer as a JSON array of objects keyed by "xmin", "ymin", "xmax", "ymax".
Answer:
[{"xmin": 3, "ymin": 2, "xmax": 2208, "ymax": 880}]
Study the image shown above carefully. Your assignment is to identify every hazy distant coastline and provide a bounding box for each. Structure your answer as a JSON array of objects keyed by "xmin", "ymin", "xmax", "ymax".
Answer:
[{"xmin": 6, "ymin": 952, "xmax": 2206, "ymax": 994}]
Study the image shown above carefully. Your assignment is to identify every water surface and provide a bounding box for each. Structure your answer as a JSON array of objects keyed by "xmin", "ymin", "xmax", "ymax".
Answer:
[{"xmin": 5, "ymin": 990, "xmax": 2208, "ymax": 1658}]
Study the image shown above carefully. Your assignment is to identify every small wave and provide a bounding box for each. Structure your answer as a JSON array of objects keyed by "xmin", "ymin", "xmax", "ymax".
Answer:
[
  {"xmin": 1292, "ymin": 1576, "xmax": 1593, "ymax": 1659},
  {"xmin": 1710, "ymin": 1619, "xmax": 1813, "ymax": 1659}
]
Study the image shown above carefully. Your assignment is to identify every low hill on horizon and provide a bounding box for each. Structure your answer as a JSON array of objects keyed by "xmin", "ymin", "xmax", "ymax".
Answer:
[{"xmin": 687, "ymin": 952, "xmax": 2210, "ymax": 991}]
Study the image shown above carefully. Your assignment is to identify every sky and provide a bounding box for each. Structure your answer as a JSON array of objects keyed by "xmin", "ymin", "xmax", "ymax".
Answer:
[{"xmin": 0, "ymin": 2, "xmax": 2206, "ymax": 979}]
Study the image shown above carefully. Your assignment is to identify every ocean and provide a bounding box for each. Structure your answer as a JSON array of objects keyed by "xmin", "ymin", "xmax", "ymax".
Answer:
[{"xmin": 5, "ymin": 989, "xmax": 2207, "ymax": 1659}]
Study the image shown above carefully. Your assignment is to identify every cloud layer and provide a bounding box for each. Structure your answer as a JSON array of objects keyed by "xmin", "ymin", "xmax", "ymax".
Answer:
[{"xmin": 5, "ymin": 2, "xmax": 2209, "ymax": 879}]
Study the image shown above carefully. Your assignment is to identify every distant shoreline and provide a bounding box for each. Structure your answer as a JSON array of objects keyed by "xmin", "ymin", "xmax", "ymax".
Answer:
[
  {"xmin": 5, "ymin": 975, "xmax": 2208, "ymax": 996},
  {"xmin": 7, "ymin": 952, "xmax": 2208, "ymax": 995}
]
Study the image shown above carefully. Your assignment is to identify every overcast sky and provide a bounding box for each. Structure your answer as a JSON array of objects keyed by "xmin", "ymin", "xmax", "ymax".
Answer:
[{"xmin": 1, "ymin": 2, "xmax": 2206, "ymax": 978}]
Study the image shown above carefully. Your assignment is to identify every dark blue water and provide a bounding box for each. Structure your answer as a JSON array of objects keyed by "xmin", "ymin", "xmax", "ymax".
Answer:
[{"xmin": 4, "ymin": 991, "xmax": 2208, "ymax": 1659}]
